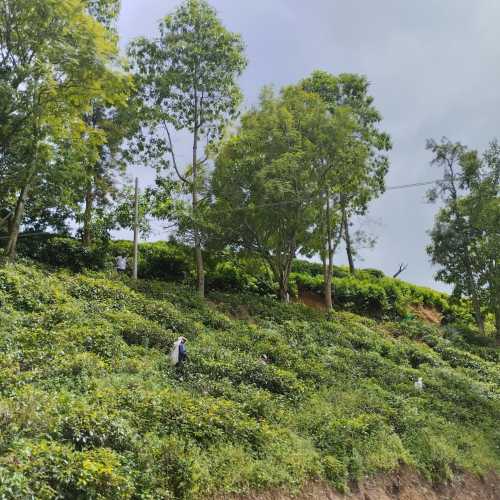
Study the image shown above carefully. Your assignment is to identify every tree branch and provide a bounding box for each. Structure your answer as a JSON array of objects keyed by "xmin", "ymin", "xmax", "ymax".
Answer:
[
  {"xmin": 393, "ymin": 263, "xmax": 408, "ymax": 279},
  {"xmin": 161, "ymin": 120, "xmax": 189, "ymax": 185}
]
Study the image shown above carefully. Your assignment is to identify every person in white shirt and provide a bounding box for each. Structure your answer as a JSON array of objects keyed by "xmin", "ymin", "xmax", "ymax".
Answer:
[{"xmin": 116, "ymin": 255, "xmax": 127, "ymax": 273}]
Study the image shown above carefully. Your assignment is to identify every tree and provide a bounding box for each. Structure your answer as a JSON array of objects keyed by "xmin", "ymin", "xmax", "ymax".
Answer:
[
  {"xmin": 128, "ymin": 0, "xmax": 247, "ymax": 297},
  {"xmin": 301, "ymin": 71, "xmax": 390, "ymax": 277},
  {"xmin": 300, "ymin": 71, "xmax": 390, "ymax": 307},
  {"xmin": 212, "ymin": 86, "xmax": 336, "ymax": 301},
  {"xmin": 78, "ymin": 94, "xmax": 136, "ymax": 247},
  {"xmin": 85, "ymin": 0, "xmax": 120, "ymax": 26},
  {"xmin": 78, "ymin": 0, "xmax": 134, "ymax": 247},
  {"xmin": 426, "ymin": 138, "xmax": 500, "ymax": 341},
  {"xmin": 0, "ymin": 0, "xmax": 125, "ymax": 260},
  {"xmin": 301, "ymin": 130, "xmax": 366, "ymax": 309}
]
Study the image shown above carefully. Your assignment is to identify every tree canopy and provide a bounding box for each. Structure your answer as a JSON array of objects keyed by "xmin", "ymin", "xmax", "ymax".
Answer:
[{"xmin": 128, "ymin": 0, "xmax": 247, "ymax": 297}]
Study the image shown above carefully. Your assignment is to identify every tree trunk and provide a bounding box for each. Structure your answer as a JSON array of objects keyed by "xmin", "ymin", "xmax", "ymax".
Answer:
[
  {"xmin": 343, "ymin": 208, "xmax": 355, "ymax": 273},
  {"xmin": 6, "ymin": 182, "xmax": 31, "ymax": 260},
  {"xmin": 324, "ymin": 260, "xmax": 333, "ymax": 309},
  {"xmin": 324, "ymin": 195, "xmax": 334, "ymax": 309},
  {"xmin": 321, "ymin": 254, "xmax": 330, "ymax": 309},
  {"xmin": 495, "ymin": 308, "xmax": 500, "ymax": 346},
  {"xmin": 278, "ymin": 272, "xmax": 290, "ymax": 303},
  {"xmin": 471, "ymin": 295, "xmax": 485, "ymax": 336},
  {"xmin": 192, "ymin": 118, "xmax": 204, "ymax": 298},
  {"xmin": 273, "ymin": 251, "xmax": 294, "ymax": 303},
  {"xmin": 82, "ymin": 179, "xmax": 94, "ymax": 247}
]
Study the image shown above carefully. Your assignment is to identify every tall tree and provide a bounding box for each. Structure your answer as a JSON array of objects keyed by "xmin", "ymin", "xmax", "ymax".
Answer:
[
  {"xmin": 0, "ymin": 0, "xmax": 125, "ymax": 259},
  {"xmin": 300, "ymin": 71, "xmax": 390, "ymax": 307},
  {"xmin": 128, "ymin": 0, "xmax": 247, "ymax": 297},
  {"xmin": 302, "ymin": 71, "xmax": 390, "ymax": 278},
  {"xmin": 79, "ymin": 0, "xmax": 134, "ymax": 247},
  {"xmin": 301, "ymin": 131, "xmax": 366, "ymax": 309},
  {"xmin": 426, "ymin": 138, "xmax": 500, "ymax": 340},
  {"xmin": 79, "ymin": 95, "xmax": 134, "ymax": 247},
  {"xmin": 212, "ymin": 86, "xmax": 342, "ymax": 302}
]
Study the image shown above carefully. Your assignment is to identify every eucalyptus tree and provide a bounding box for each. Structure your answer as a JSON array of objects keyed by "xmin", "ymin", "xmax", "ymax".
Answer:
[
  {"xmin": 301, "ymin": 71, "xmax": 391, "ymax": 275},
  {"xmin": 427, "ymin": 138, "xmax": 500, "ymax": 340},
  {"xmin": 212, "ymin": 86, "xmax": 346, "ymax": 302},
  {"xmin": 128, "ymin": 0, "xmax": 247, "ymax": 297},
  {"xmin": 0, "ymin": 0, "xmax": 126, "ymax": 259}
]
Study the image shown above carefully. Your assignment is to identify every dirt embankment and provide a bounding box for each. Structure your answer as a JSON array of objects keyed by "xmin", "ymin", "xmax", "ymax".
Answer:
[{"xmin": 215, "ymin": 469, "xmax": 499, "ymax": 500}]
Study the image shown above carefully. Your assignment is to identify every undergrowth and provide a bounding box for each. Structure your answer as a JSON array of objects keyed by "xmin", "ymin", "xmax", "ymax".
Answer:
[{"xmin": 0, "ymin": 263, "xmax": 498, "ymax": 499}]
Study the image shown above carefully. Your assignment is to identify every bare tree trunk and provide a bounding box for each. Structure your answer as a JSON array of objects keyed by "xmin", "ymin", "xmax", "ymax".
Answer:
[
  {"xmin": 6, "ymin": 182, "xmax": 31, "ymax": 260},
  {"xmin": 343, "ymin": 207, "xmax": 355, "ymax": 273},
  {"xmin": 321, "ymin": 253, "xmax": 329, "ymax": 307},
  {"xmin": 277, "ymin": 253, "xmax": 294, "ymax": 303},
  {"xmin": 324, "ymin": 256, "xmax": 333, "ymax": 309},
  {"xmin": 82, "ymin": 179, "xmax": 94, "ymax": 247},
  {"xmin": 192, "ymin": 117, "xmax": 204, "ymax": 298},
  {"xmin": 393, "ymin": 263, "xmax": 408, "ymax": 279},
  {"xmin": 324, "ymin": 195, "xmax": 334, "ymax": 309}
]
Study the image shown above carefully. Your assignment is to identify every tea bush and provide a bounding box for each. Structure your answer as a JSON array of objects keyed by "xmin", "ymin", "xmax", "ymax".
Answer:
[
  {"xmin": 17, "ymin": 237, "xmax": 466, "ymax": 325},
  {"xmin": 0, "ymin": 262, "xmax": 498, "ymax": 499}
]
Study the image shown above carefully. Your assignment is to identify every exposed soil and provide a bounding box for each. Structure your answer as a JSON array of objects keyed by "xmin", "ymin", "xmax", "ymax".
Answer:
[
  {"xmin": 297, "ymin": 290, "xmax": 444, "ymax": 327},
  {"xmin": 295, "ymin": 289, "xmax": 326, "ymax": 311},
  {"xmin": 215, "ymin": 469, "xmax": 499, "ymax": 500},
  {"xmin": 409, "ymin": 305, "xmax": 443, "ymax": 325}
]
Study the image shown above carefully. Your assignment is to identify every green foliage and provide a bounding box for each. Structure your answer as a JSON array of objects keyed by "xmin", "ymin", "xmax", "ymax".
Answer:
[
  {"xmin": 426, "ymin": 138, "xmax": 500, "ymax": 340},
  {"xmin": 0, "ymin": 263, "xmax": 498, "ymax": 498},
  {"xmin": 17, "ymin": 236, "xmax": 469, "ymax": 327},
  {"xmin": 205, "ymin": 257, "xmax": 275, "ymax": 295},
  {"xmin": 110, "ymin": 240, "xmax": 192, "ymax": 281},
  {"xmin": 212, "ymin": 85, "xmax": 341, "ymax": 300},
  {"xmin": 0, "ymin": 0, "xmax": 128, "ymax": 258},
  {"xmin": 292, "ymin": 269, "xmax": 452, "ymax": 320},
  {"xmin": 128, "ymin": 0, "xmax": 248, "ymax": 296},
  {"xmin": 19, "ymin": 236, "xmax": 107, "ymax": 272}
]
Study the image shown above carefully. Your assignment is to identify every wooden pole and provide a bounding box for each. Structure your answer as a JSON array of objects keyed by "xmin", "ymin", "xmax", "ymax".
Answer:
[{"xmin": 133, "ymin": 177, "xmax": 139, "ymax": 280}]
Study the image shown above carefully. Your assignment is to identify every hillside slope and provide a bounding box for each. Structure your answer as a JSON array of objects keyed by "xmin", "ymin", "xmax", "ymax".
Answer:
[{"xmin": 0, "ymin": 263, "xmax": 498, "ymax": 499}]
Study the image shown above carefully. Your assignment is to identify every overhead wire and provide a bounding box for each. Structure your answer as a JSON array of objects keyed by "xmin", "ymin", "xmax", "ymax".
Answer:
[
  {"xmin": 0, "ymin": 178, "xmax": 443, "ymax": 240},
  {"xmin": 206, "ymin": 178, "xmax": 443, "ymax": 214}
]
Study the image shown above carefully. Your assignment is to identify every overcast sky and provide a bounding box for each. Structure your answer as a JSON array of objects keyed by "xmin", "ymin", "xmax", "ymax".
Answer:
[{"xmin": 118, "ymin": 0, "xmax": 500, "ymax": 291}]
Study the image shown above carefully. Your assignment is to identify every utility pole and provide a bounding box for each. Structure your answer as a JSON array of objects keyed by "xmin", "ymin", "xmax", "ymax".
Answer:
[{"xmin": 132, "ymin": 177, "xmax": 139, "ymax": 280}]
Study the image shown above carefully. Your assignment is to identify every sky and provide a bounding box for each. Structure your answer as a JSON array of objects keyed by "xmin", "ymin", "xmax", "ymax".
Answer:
[{"xmin": 118, "ymin": 0, "xmax": 500, "ymax": 291}]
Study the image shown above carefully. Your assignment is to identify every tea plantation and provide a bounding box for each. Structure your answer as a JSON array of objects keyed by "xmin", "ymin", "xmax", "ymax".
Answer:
[{"xmin": 0, "ymin": 262, "xmax": 498, "ymax": 499}]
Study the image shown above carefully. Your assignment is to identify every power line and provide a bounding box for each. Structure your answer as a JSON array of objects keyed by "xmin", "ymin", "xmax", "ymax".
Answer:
[
  {"xmin": 208, "ymin": 178, "xmax": 443, "ymax": 213},
  {"xmin": 386, "ymin": 179, "xmax": 441, "ymax": 190},
  {"xmin": 0, "ymin": 178, "xmax": 443, "ymax": 240}
]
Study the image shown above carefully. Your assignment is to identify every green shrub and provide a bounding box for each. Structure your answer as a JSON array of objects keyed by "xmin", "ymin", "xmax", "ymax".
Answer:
[
  {"xmin": 18, "ymin": 236, "xmax": 107, "ymax": 272},
  {"xmin": 0, "ymin": 440, "xmax": 134, "ymax": 499},
  {"xmin": 360, "ymin": 268, "xmax": 385, "ymax": 279},
  {"xmin": 206, "ymin": 259, "xmax": 274, "ymax": 295},
  {"xmin": 0, "ymin": 262, "xmax": 498, "ymax": 498},
  {"xmin": 135, "ymin": 241, "xmax": 191, "ymax": 281}
]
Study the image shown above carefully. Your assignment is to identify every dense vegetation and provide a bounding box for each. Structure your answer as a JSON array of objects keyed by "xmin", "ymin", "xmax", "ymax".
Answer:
[
  {"xmin": 1, "ymin": 0, "xmax": 497, "ymax": 340},
  {"xmin": 0, "ymin": 1, "xmax": 498, "ymax": 498},
  {"xmin": 0, "ymin": 261, "xmax": 498, "ymax": 498},
  {"xmin": 16, "ymin": 236, "xmax": 478, "ymax": 325}
]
